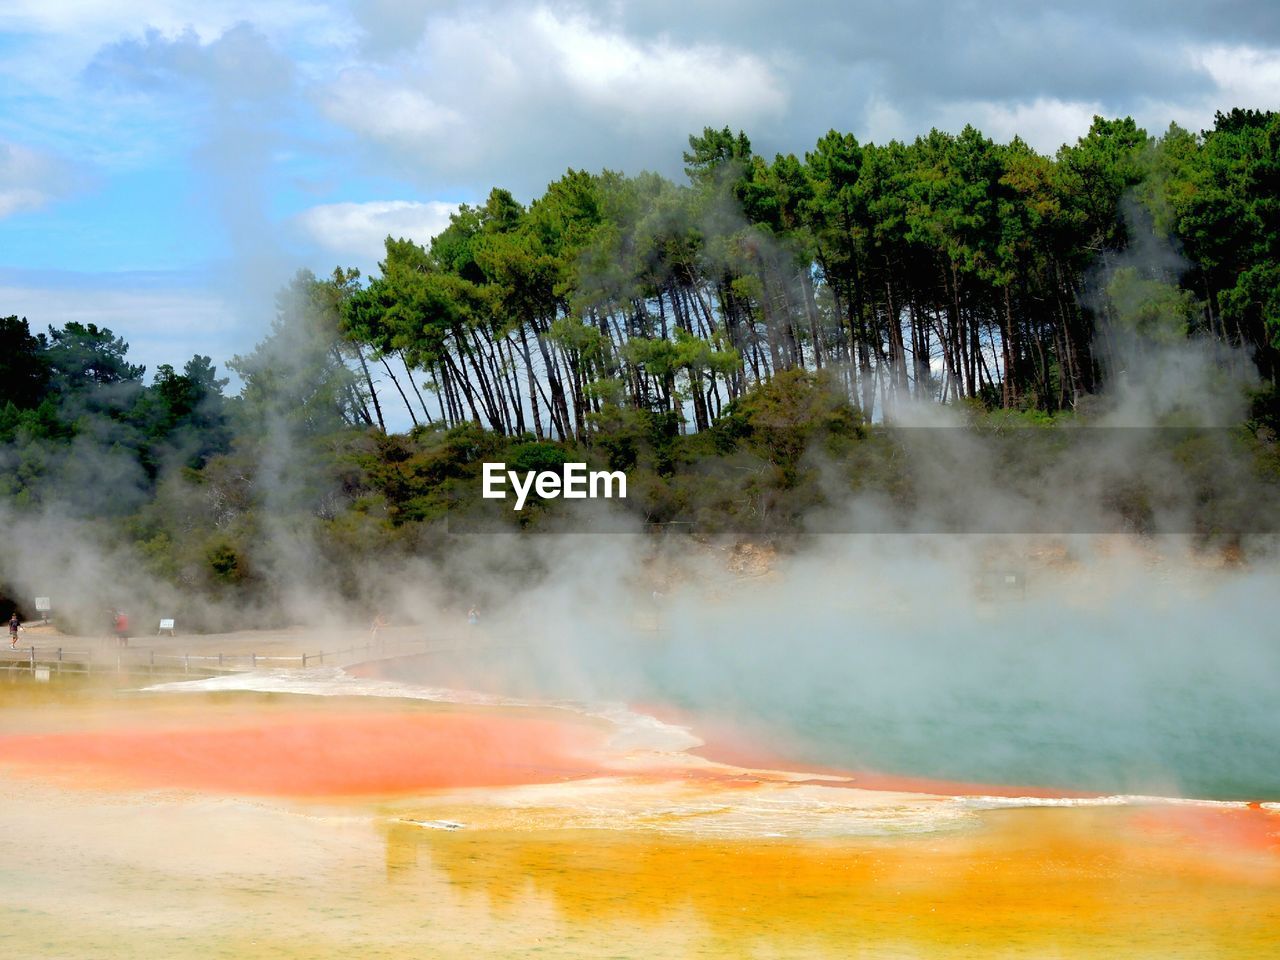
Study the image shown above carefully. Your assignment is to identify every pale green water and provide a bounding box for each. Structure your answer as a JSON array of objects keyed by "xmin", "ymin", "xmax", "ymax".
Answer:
[{"xmin": 393, "ymin": 590, "xmax": 1280, "ymax": 799}]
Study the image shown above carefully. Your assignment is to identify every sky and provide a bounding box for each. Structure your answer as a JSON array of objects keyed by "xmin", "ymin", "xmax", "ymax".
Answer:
[{"xmin": 1, "ymin": 0, "xmax": 1277, "ymax": 381}]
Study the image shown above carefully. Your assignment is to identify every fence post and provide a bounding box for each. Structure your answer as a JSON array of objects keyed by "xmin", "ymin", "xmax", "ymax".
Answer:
[
  {"xmin": 251, "ymin": 652, "xmax": 256, "ymax": 668},
  {"xmin": 301, "ymin": 652, "xmax": 307, "ymax": 667},
  {"xmin": 29, "ymin": 647, "xmax": 35, "ymax": 671},
  {"xmin": 57, "ymin": 647, "xmax": 62, "ymax": 661}
]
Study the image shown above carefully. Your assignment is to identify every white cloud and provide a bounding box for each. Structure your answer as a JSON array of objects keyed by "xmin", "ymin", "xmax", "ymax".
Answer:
[
  {"xmin": 949, "ymin": 97, "xmax": 1104, "ymax": 153},
  {"xmin": 861, "ymin": 95, "xmax": 911, "ymax": 145},
  {"xmin": 294, "ymin": 199, "xmax": 458, "ymax": 266},
  {"xmin": 0, "ymin": 142, "xmax": 73, "ymax": 218},
  {"xmin": 1123, "ymin": 44, "xmax": 1280, "ymax": 141},
  {"xmin": 0, "ymin": 187, "xmax": 46, "ymax": 219},
  {"xmin": 528, "ymin": 8, "xmax": 786, "ymax": 124},
  {"xmin": 318, "ymin": 4, "xmax": 788, "ymax": 183},
  {"xmin": 323, "ymin": 72, "xmax": 462, "ymax": 142},
  {"xmin": 1193, "ymin": 44, "xmax": 1280, "ymax": 108},
  {"xmin": 861, "ymin": 94, "xmax": 1103, "ymax": 152}
]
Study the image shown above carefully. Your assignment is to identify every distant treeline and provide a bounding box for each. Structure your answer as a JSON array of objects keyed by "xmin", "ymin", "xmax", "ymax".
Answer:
[
  {"xmin": 297, "ymin": 108, "xmax": 1277, "ymax": 437},
  {"xmin": 0, "ymin": 319, "xmax": 231, "ymax": 505},
  {"xmin": 1, "ymin": 108, "xmax": 1278, "ymax": 617}
]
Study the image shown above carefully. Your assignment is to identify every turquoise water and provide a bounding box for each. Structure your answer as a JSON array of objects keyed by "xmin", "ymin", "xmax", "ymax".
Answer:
[{"xmin": 392, "ymin": 581, "xmax": 1280, "ymax": 800}]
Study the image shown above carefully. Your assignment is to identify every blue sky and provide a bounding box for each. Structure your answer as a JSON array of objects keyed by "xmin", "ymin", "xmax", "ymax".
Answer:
[{"xmin": 1, "ymin": 0, "xmax": 1277, "ymax": 383}]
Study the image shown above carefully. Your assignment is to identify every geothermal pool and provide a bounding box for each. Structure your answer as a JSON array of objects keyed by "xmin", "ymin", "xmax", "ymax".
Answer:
[{"xmin": 0, "ymin": 656, "xmax": 1276, "ymax": 959}]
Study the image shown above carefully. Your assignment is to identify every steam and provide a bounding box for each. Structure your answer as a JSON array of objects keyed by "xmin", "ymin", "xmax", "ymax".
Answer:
[
  {"xmin": 362, "ymin": 531, "xmax": 1280, "ymax": 800},
  {"xmin": 1086, "ymin": 193, "xmax": 1258, "ymax": 427},
  {"xmin": 3, "ymin": 105, "xmax": 1278, "ymax": 806},
  {"xmin": 2, "ymin": 382, "xmax": 1277, "ymax": 801}
]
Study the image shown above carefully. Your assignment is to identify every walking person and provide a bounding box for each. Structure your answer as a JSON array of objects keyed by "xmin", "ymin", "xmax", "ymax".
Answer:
[
  {"xmin": 113, "ymin": 610, "xmax": 129, "ymax": 647},
  {"xmin": 8, "ymin": 612, "xmax": 20, "ymax": 648}
]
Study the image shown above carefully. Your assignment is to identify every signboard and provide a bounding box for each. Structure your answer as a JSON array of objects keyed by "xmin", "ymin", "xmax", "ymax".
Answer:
[
  {"xmin": 159, "ymin": 618, "xmax": 175, "ymax": 631},
  {"xmin": 34, "ymin": 597, "xmax": 51, "ymax": 612}
]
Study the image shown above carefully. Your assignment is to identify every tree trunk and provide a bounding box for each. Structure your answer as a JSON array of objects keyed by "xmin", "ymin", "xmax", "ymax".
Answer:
[
  {"xmin": 400, "ymin": 351, "xmax": 432, "ymax": 424},
  {"xmin": 353, "ymin": 344, "xmax": 385, "ymax": 432},
  {"xmin": 517, "ymin": 323, "xmax": 544, "ymax": 439},
  {"xmin": 380, "ymin": 356, "xmax": 418, "ymax": 427}
]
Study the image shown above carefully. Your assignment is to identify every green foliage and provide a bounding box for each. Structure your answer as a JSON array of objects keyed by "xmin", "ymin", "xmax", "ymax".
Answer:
[
  {"xmin": 45, "ymin": 321, "xmax": 145, "ymax": 390},
  {"xmin": 0, "ymin": 316, "xmax": 50, "ymax": 409},
  {"xmin": 586, "ymin": 403, "xmax": 641, "ymax": 471},
  {"xmin": 683, "ymin": 126, "xmax": 753, "ymax": 185},
  {"xmin": 714, "ymin": 369, "xmax": 864, "ymax": 484},
  {"xmin": 1222, "ymin": 262, "xmax": 1280, "ymax": 349},
  {"xmin": 205, "ymin": 538, "xmax": 247, "ymax": 584},
  {"xmin": 5, "ymin": 105, "xmax": 1280, "ymax": 615},
  {"xmin": 1105, "ymin": 268, "xmax": 1197, "ymax": 343},
  {"xmin": 507, "ymin": 441, "xmax": 569, "ymax": 474},
  {"xmin": 1141, "ymin": 109, "xmax": 1279, "ymax": 370}
]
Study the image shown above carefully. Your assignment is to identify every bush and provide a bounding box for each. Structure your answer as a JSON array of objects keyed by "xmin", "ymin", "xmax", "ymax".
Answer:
[
  {"xmin": 713, "ymin": 369, "xmax": 864, "ymax": 484},
  {"xmin": 507, "ymin": 441, "xmax": 570, "ymax": 473},
  {"xmin": 206, "ymin": 539, "xmax": 247, "ymax": 584}
]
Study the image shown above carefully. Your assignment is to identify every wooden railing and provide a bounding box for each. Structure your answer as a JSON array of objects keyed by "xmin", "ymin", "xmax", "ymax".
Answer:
[{"xmin": 0, "ymin": 634, "xmax": 476, "ymax": 679}]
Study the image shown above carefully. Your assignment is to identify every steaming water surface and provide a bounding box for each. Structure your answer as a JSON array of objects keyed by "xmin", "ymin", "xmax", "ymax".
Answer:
[
  {"xmin": 361, "ymin": 647, "xmax": 1276, "ymax": 799},
  {"xmin": 2, "ymin": 550, "xmax": 1277, "ymax": 958},
  {"xmin": 2, "ymin": 657, "xmax": 1278, "ymax": 959},
  {"xmin": 363, "ymin": 570, "xmax": 1280, "ymax": 801}
]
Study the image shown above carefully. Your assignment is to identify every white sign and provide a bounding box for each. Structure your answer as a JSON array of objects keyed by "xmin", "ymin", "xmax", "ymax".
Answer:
[
  {"xmin": 34, "ymin": 597, "xmax": 51, "ymax": 612},
  {"xmin": 481, "ymin": 462, "xmax": 627, "ymax": 510},
  {"xmin": 159, "ymin": 619, "xmax": 175, "ymax": 631}
]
